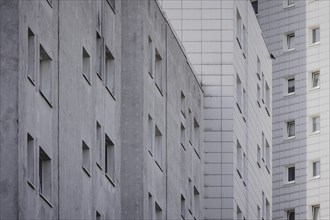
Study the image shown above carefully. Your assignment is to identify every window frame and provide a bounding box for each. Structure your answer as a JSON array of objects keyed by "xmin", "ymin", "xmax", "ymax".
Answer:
[
  {"xmin": 286, "ymin": 120, "xmax": 295, "ymax": 139},
  {"xmin": 312, "ymin": 161, "xmax": 320, "ymax": 178},
  {"xmin": 285, "ymin": 32, "xmax": 295, "ymax": 51},
  {"xmin": 311, "ymin": 71, "xmax": 320, "ymax": 89},
  {"xmin": 287, "ymin": 166, "xmax": 295, "ymax": 183}
]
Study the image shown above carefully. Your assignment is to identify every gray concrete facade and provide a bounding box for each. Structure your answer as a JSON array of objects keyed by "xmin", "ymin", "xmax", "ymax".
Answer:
[
  {"xmin": 160, "ymin": 0, "xmax": 273, "ymax": 219},
  {"xmin": 0, "ymin": 0, "xmax": 203, "ymax": 219},
  {"xmin": 258, "ymin": 0, "xmax": 330, "ymax": 219}
]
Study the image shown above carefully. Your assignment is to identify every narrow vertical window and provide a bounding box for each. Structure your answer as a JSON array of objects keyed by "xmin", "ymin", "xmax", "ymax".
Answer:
[
  {"xmin": 148, "ymin": 37, "xmax": 153, "ymax": 77},
  {"xmin": 188, "ymin": 178, "xmax": 192, "ymax": 212},
  {"xmin": 287, "ymin": 121, "xmax": 295, "ymax": 138},
  {"xmin": 155, "ymin": 202, "xmax": 162, "ymax": 220},
  {"xmin": 266, "ymin": 199, "xmax": 270, "ymax": 220},
  {"xmin": 155, "ymin": 49, "xmax": 163, "ymax": 93},
  {"xmin": 312, "ymin": 27, "xmax": 320, "ymax": 44},
  {"xmin": 312, "ymin": 71, "xmax": 320, "ymax": 88},
  {"xmin": 96, "ymin": 122, "xmax": 102, "ymax": 168},
  {"xmin": 261, "ymin": 73, "xmax": 265, "ymax": 101},
  {"xmin": 39, "ymin": 44, "xmax": 52, "ymax": 103},
  {"xmin": 236, "ymin": 10, "xmax": 242, "ymax": 44},
  {"xmin": 312, "ymin": 205, "xmax": 320, "ymax": 220},
  {"xmin": 148, "ymin": 115, "xmax": 154, "ymax": 155},
  {"xmin": 105, "ymin": 46, "xmax": 115, "ymax": 96},
  {"xmin": 96, "ymin": 211, "xmax": 102, "ymax": 220},
  {"xmin": 188, "ymin": 109, "xmax": 193, "ymax": 144},
  {"xmin": 262, "ymin": 132, "xmax": 265, "ymax": 161},
  {"xmin": 181, "ymin": 91, "xmax": 186, "ymax": 117},
  {"xmin": 181, "ymin": 123, "xmax": 186, "ymax": 150},
  {"xmin": 83, "ymin": 47, "xmax": 91, "ymax": 83},
  {"xmin": 257, "ymin": 57, "xmax": 261, "ymax": 75},
  {"xmin": 266, "ymin": 140, "xmax": 271, "ymax": 168},
  {"xmin": 27, "ymin": 133, "xmax": 35, "ymax": 185},
  {"xmin": 193, "ymin": 118, "xmax": 200, "ymax": 155},
  {"xmin": 39, "ymin": 147, "xmax": 51, "ymax": 199},
  {"xmin": 312, "ymin": 116, "xmax": 320, "ymax": 133},
  {"xmin": 237, "ymin": 206, "xmax": 242, "ymax": 220},
  {"xmin": 262, "ymin": 192, "xmax": 265, "ymax": 219},
  {"xmin": 148, "ymin": 193, "xmax": 153, "ymax": 220},
  {"xmin": 251, "ymin": 0, "xmax": 258, "ymax": 15},
  {"xmin": 236, "ymin": 141, "xmax": 243, "ymax": 178},
  {"xmin": 287, "ymin": 210, "xmax": 295, "ymax": 220},
  {"xmin": 155, "ymin": 125, "xmax": 163, "ymax": 168},
  {"xmin": 313, "ymin": 161, "xmax": 320, "ymax": 177},
  {"xmin": 237, "ymin": 75, "xmax": 242, "ymax": 110},
  {"xmin": 257, "ymin": 84, "xmax": 261, "ymax": 106},
  {"xmin": 243, "ymin": 89, "xmax": 247, "ymax": 116},
  {"xmin": 286, "ymin": 33, "xmax": 295, "ymax": 50},
  {"xmin": 288, "ymin": 78, "xmax": 295, "ymax": 94},
  {"xmin": 243, "ymin": 153, "xmax": 247, "ymax": 181},
  {"xmin": 194, "ymin": 187, "xmax": 200, "ymax": 218},
  {"xmin": 28, "ymin": 28, "xmax": 36, "ymax": 84},
  {"xmin": 288, "ymin": 166, "xmax": 295, "ymax": 182},
  {"xmin": 181, "ymin": 195, "xmax": 185, "ymax": 219},
  {"xmin": 257, "ymin": 206, "xmax": 261, "ymax": 220},
  {"xmin": 257, "ymin": 145, "xmax": 261, "ymax": 167},
  {"xmin": 82, "ymin": 141, "xmax": 90, "ymax": 175},
  {"xmin": 96, "ymin": 33, "xmax": 103, "ymax": 78},
  {"xmin": 265, "ymin": 82, "xmax": 270, "ymax": 111},
  {"xmin": 105, "ymin": 134, "xmax": 115, "ymax": 182},
  {"xmin": 242, "ymin": 25, "xmax": 247, "ymax": 54}
]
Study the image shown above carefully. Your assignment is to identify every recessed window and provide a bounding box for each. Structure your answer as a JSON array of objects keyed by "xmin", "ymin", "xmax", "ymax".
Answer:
[
  {"xmin": 83, "ymin": 47, "xmax": 91, "ymax": 83},
  {"xmin": 236, "ymin": 75, "xmax": 243, "ymax": 110},
  {"xmin": 82, "ymin": 140, "xmax": 90, "ymax": 175},
  {"xmin": 262, "ymin": 192, "xmax": 265, "ymax": 219},
  {"xmin": 262, "ymin": 132, "xmax": 265, "ymax": 161},
  {"xmin": 257, "ymin": 84, "xmax": 261, "ymax": 106},
  {"xmin": 181, "ymin": 91, "xmax": 186, "ymax": 117},
  {"xmin": 148, "ymin": 115, "xmax": 154, "ymax": 155},
  {"xmin": 96, "ymin": 33, "xmax": 103, "ymax": 79},
  {"xmin": 312, "ymin": 205, "xmax": 320, "ymax": 220},
  {"xmin": 193, "ymin": 118, "xmax": 200, "ymax": 155},
  {"xmin": 148, "ymin": 37, "xmax": 153, "ymax": 77},
  {"xmin": 236, "ymin": 9, "xmax": 242, "ymax": 46},
  {"xmin": 148, "ymin": 193, "xmax": 153, "ymax": 220},
  {"xmin": 313, "ymin": 161, "xmax": 320, "ymax": 177},
  {"xmin": 188, "ymin": 109, "xmax": 193, "ymax": 144},
  {"xmin": 107, "ymin": 0, "xmax": 115, "ymax": 10},
  {"xmin": 39, "ymin": 147, "xmax": 51, "ymax": 199},
  {"xmin": 237, "ymin": 206, "xmax": 242, "ymax": 220},
  {"xmin": 28, "ymin": 28, "xmax": 36, "ymax": 84},
  {"xmin": 155, "ymin": 125, "xmax": 163, "ymax": 168},
  {"xmin": 27, "ymin": 133, "xmax": 35, "ymax": 185},
  {"xmin": 180, "ymin": 123, "xmax": 185, "ymax": 150},
  {"xmin": 312, "ymin": 116, "xmax": 320, "ymax": 132},
  {"xmin": 257, "ymin": 145, "xmax": 261, "ymax": 166},
  {"xmin": 287, "ymin": 78, "xmax": 295, "ymax": 94},
  {"xmin": 181, "ymin": 195, "xmax": 185, "ymax": 219},
  {"xmin": 105, "ymin": 46, "xmax": 115, "ymax": 96},
  {"xmin": 287, "ymin": 121, "xmax": 295, "ymax": 138},
  {"xmin": 155, "ymin": 49, "xmax": 163, "ymax": 93},
  {"xmin": 96, "ymin": 211, "xmax": 102, "ymax": 220},
  {"xmin": 105, "ymin": 134, "xmax": 115, "ymax": 182},
  {"xmin": 39, "ymin": 44, "xmax": 52, "ymax": 104},
  {"xmin": 288, "ymin": 166, "xmax": 295, "ymax": 182},
  {"xmin": 257, "ymin": 56, "xmax": 261, "ymax": 76},
  {"xmin": 96, "ymin": 122, "xmax": 102, "ymax": 168},
  {"xmin": 194, "ymin": 187, "xmax": 200, "ymax": 218},
  {"xmin": 312, "ymin": 71, "xmax": 320, "ymax": 88},
  {"xmin": 236, "ymin": 141, "xmax": 243, "ymax": 178},
  {"xmin": 286, "ymin": 33, "xmax": 295, "ymax": 50},
  {"xmin": 257, "ymin": 206, "xmax": 261, "ymax": 220},
  {"xmin": 287, "ymin": 0, "xmax": 295, "ymax": 6},
  {"xmin": 265, "ymin": 82, "xmax": 270, "ymax": 111},
  {"xmin": 261, "ymin": 73, "xmax": 265, "ymax": 102},
  {"xmin": 312, "ymin": 27, "xmax": 320, "ymax": 44},
  {"xmin": 265, "ymin": 141, "xmax": 271, "ymax": 170},
  {"xmin": 287, "ymin": 210, "xmax": 295, "ymax": 220},
  {"xmin": 155, "ymin": 202, "xmax": 162, "ymax": 220},
  {"xmin": 251, "ymin": 0, "xmax": 258, "ymax": 15},
  {"xmin": 266, "ymin": 200, "xmax": 270, "ymax": 220}
]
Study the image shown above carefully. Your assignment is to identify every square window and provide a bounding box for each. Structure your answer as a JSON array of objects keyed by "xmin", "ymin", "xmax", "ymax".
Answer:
[
  {"xmin": 312, "ymin": 27, "xmax": 320, "ymax": 44},
  {"xmin": 39, "ymin": 147, "xmax": 51, "ymax": 199},
  {"xmin": 105, "ymin": 46, "xmax": 115, "ymax": 96},
  {"xmin": 288, "ymin": 78, "xmax": 295, "ymax": 94},
  {"xmin": 39, "ymin": 44, "xmax": 52, "ymax": 104},
  {"xmin": 83, "ymin": 47, "xmax": 91, "ymax": 82},
  {"xmin": 312, "ymin": 205, "xmax": 320, "ymax": 220},
  {"xmin": 312, "ymin": 116, "xmax": 320, "ymax": 132},
  {"xmin": 82, "ymin": 140, "xmax": 90, "ymax": 175},
  {"xmin": 288, "ymin": 166, "xmax": 295, "ymax": 182},
  {"xmin": 28, "ymin": 28, "xmax": 36, "ymax": 84},
  {"xmin": 287, "ymin": 210, "xmax": 295, "ymax": 220},
  {"xmin": 286, "ymin": 33, "xmax": 295, "ymax": 50},
  {"xmin": 287, "ymin": 121, "xmax": 295, "ymax": 138},
  {"xmin": 312, "ymin": 71, "xmax": 320, "ymax": 88},
  {"xmin": 105, "ymin": 134, "xmax": 115, "ymax": 181},
  {"xmin": 27, "ymin": 133, "xmax": 35, "ymax": 185},
  {"xmin": 313, "ymin": 161, "xmax": 320, "ymax": 177}
]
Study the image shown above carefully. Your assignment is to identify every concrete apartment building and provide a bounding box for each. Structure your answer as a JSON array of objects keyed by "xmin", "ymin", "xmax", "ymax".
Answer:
[
  {"xmin": 159, "ymin": 0, "xmax": 273, "ymax": 219},
  {"xmin": 0, "ymin": 0, "xmax": 203, "ymax": 219},
  {"xmin": 257, "ymin": 0, "xmax": 330, "ymax": 219}
]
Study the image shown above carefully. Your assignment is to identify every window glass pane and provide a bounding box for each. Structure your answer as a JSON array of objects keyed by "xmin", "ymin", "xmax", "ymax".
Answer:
[
  {"xmin": 313, "ymin": 116, "xmax": 320, "ymax": 132},
  {"xmin": 313, "ymin": 161, "xmax": 320, "ymax": 177},
  {"xmin": 313, "ymin": 28, "xmax": 320, "ymax": 43},
  {"xmin": 287, "ymin": 33, "xmax": 295, "ymax": 49},
  {"xmin": 288, "ymin": 211, "xmax": 295, "ymax": 220},
  {"xmin": 312, "ymin": 72, "xmax": 319, "ymax": 88},
  {"xmin": 288, "ymin": 78, "xmax": 295, "ymax": 93},
  {"xmin": 313, "ymin": 206, "xmax": 320, "ymax": 220},
  {"xmin": 288, "ymin": 0, "xmax": 295, "ymax": 5},
  {"xmin": 288, "ymin": 167, "xmax": 295, "ymax": 181},
  {"xmin": 287, "ymin": 121, "xmax": 295, "ymax": 137}
]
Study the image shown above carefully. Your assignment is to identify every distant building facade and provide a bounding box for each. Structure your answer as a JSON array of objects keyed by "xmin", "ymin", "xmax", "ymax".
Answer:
[
  {"xmin": 160, "ymin": 0, "xmax": 273, "ymax": 219},
  {"xmin": 258, "ymin": 0, "xmax": 330, "ymax": 219},
  {"xmin": 0, "ymin": 0, "xmax": 203, "ymax": 220}
]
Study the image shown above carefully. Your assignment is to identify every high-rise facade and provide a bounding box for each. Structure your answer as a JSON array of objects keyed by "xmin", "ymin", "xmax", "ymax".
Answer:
[
  {"xmin": 160, "ymin": 0, "xmax": 273, "ymax": 219},
  {"xmin": 257, "ymin": 0, "xmax": 330, "ymax": 219},
  {"xmin": 0, "ymin": 0, "xmax": 204, "ymax": 219}
]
